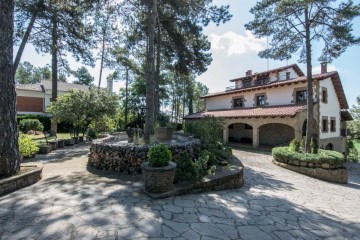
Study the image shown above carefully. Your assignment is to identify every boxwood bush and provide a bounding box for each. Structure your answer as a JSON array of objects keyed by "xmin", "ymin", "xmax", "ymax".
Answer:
[
  {"xmin": 272, "ymin": 147, "xmax": 344, "ymax": 164},
  {"xmin": 147, "ymin": 144, "xmax": 172, "ymax": 167},
  {"xmin": 19, "ymin": 118, "xmax": 44, "ymax": 133},
  {"xmin": 19, "ymin": 134, "xmax": 39, "ymax": 157}
]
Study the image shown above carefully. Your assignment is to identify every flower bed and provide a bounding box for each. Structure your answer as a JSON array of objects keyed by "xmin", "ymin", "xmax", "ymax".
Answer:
[{"xmin": 272, "ymin": 147, "xmax": 347, "ymax": 183}]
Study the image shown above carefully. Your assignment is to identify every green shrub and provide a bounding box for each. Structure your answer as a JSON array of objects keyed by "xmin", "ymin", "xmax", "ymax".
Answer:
[
  {"xmin": 347, "ymin": 139, "xmax": 359, "ymax": 162},
  {"xmin": 200, "ymin": 150, "xmax": 217, "ymax": 167},
  {"xmin": 289, "ymin": 138, "xmax": 301, "ymax": 152},
  {"xmin": 19, "ymin": 134, "xmax": 38, "ymax": 157},
  {"xmin": 272, "ymin": 147, "xmax": 344, "ymax": 164},
  {"xmin": 185, "ymin": 116, "xmax": 224, "ymax": 147},
  {"xmin": 147, "ymin": 144, "xmax": 172, "ymax": 167},
  {"xmin": 175, "ymin": 152, "xmax": 197, "ymax": 183},
  {"xmin": 19, "ymin": 119, "xmax": 44, "ymax": 133},
  {"xmin": 208, "ymin": 142, "xmax": 232, "ymax": 161},
  {"xmin": 310, "ymin": 138, "xmax": 319, "ymax": 154},
  {"xmin": 86, "ymin": 128, "xmax": 97, "ymax": 139}
]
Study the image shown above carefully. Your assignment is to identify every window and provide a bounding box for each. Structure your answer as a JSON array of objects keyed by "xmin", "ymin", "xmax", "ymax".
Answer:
[
  {"xmin": 322, "ymin": 90, "xmax": 328, "ymax": 103},
  {"xmin": 296, "ymin": 90, "xmax": 307, "ymax": 103},
  {"xmin": 233, "ymin": 98, "xmax": 244, "ymax": 108},
  {"xmin": 330, "ymin": 119, "xmax": 336, "ymax": 132},
  {"xmin": 322, "ymin": 119, "xmax": 328, "ymax": 132},
  {"xmin": 256, "ymin": 95, "xmax": 265, "ymax": 106}
]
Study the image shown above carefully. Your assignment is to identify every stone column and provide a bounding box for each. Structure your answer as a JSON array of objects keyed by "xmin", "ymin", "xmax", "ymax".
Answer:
[
  {"xmin": 295, "ymin": 129, "xmax": 302, "ymax": 140},
  {"xmin": 223, "ymin": 127, "xmax": 229, "ymax": 144},
  {"xmin": 253, "ymin": 127, "xmax": 259, "ymax": 148}
]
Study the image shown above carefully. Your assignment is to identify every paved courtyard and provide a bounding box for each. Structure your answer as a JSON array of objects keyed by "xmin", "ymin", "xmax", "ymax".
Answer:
[{"xmin": 0, "ymin": 145, "xmax": 359, "ymax": 239}]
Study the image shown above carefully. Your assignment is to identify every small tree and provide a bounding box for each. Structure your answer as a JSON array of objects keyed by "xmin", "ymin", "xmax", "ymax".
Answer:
[
  {"xmin": 246, "ymin": 0, "xmax": 360, "ymax": 152},
  {"xmin": 47, "ymin": 88, "xmax": 119, "ymax": 136}
]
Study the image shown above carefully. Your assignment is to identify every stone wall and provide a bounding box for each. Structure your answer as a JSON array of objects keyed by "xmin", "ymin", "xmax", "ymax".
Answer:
[
  {"xmin": 259, "ymin": 123, "xmax": 295, "ymax": 146},
  {"xmin": 319, "ymin": 136, "xmax": 347, "ymax": 153},
  {"xmin": 0, "ymin": 166, "xmax": 43, "ymax": 196},
  {"xmin": 273, "ymin": 159, "xmax": 347, "ymax": 184},
  {"xmin": 88, "ymin": 134, "xmax": 202, "ymax": 174}
]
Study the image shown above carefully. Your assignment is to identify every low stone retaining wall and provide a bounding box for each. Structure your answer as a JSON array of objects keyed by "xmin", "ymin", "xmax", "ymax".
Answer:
[
  {"xmin": 0, "ymin": 165, "xmax": 43, "ymax": 196},
  {"xmin": 88, "ymin": 133, "xmax": 202, "ymax": 174},
  {"xmin": 148, "ymin": 161, "xmax": 244, "ymax": 199},
  {"xmin": 273, "ymin": 159, "xmax": 347, "ymax": 184}
]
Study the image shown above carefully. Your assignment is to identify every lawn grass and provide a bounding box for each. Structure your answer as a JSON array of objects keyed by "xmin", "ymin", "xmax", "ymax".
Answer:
[{"xmin": 29, "ymin": 133, "xmax": 72, "ymax": 145}]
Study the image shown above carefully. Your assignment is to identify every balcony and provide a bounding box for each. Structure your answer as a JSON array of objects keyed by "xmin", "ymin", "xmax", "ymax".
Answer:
[{"xmin": 225, "ymin": 78, "xmax": 270, "ymax": 92}]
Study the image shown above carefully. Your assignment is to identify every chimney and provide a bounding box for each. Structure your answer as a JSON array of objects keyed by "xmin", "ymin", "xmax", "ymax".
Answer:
[
  {"xmin": 321, "ymin": 62, "xmax": 327, "ymax": 74},
  {"xmin": 286, "ymin": 72, "xmax": 291, "ymax": 80},
  {"xmin": 246, "ymin": 70, "xmax": 252, "ymax": 76}
]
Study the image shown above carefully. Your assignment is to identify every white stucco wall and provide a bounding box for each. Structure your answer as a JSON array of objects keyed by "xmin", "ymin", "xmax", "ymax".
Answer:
[
  {"xmin": 44, "ymin": 90, "xmax": 69, "ymax": 110},
  {"xmin": 319, "ymin": 77, "xmax": 341, "ymax": 139},
  {"xmin": 206, "ymin": 82, "xmax": 310, "ymax": 110},
  {"xmin": 16, "ymin": 89, "xmax": 44, "ymax": 98}
]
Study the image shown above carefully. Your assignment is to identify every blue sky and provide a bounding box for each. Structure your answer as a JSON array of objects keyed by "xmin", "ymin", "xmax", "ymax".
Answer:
[{"xmin": 18, "ymin": 0, "xmax": 360, "ymax": 107}]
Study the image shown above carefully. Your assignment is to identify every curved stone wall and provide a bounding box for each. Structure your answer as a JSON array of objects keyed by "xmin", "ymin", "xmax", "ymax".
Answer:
[{"xmin": 88, "ymin": 133, "xmax": 202, "ymax": 174}]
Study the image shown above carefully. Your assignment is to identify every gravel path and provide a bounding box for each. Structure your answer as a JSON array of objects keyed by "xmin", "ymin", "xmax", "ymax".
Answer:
[{"xmin": 0, "ymin": 146, "xmax": 359, "ymax": 239}]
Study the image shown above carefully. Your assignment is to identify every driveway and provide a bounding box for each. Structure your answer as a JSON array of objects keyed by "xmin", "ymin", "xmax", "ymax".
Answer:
[{"xmin": 0, "ymin": 147, "xmax": 359, "ymax": 239}]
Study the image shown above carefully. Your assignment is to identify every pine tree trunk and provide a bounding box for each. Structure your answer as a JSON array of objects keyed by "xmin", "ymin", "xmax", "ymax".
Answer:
[
  {"xmin": 154, "ymin": 25, "xmax": 161, "ymax": 122},
  {"xmin": 304, "ymin": 5, "xmax": 313, "ymax": 153},
  {"xmin": 98, "ymin": 34, "xmax": 106, "ymax": 90},
  {"xmin": 144, "ymin": 0, "xmax": 157, "ymax": 143},
  {"xmin": 0, "ymin": 0, "xmax": 20, "ymax": 177},
  {"xmin": 124, "ymin": 67, "xmax": 129, "ymax": 127},
  {"xmin": 14, "ymin": 10, "xmax": 37, "ymax": 73},
  {"xmin": 51, "ymin": 12, "xmax": 58, "ymax": 132}
]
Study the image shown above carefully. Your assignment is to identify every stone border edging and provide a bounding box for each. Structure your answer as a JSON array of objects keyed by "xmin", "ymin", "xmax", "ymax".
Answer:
[
  {"xmin": 273, "ymin": 159, "xmax": 347, "ymax": 184},
  {"xmin": 0, "ymin": 165, "xmax": 43, "ymax": 196},
  {"xmin": 145, "ymin": 162, "xmax": 244, "ymax": 199}
]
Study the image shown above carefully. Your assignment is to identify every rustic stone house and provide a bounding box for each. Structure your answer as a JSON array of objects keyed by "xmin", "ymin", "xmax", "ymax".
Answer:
[
  {"xmin": 184, "ymin": 63, "xmax": 352, "ymax": 153},
  {"xmin": 16, "ymin": 80, "xmax": 90, "ymax": 115}
]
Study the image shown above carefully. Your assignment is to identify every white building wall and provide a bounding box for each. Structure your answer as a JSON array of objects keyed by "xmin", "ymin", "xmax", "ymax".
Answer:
[
  {"xmin": 319, "ymin": 77, "xmax": 341, "ymax": 139},
  {"xmin": 44, "ymin": 91, "xmax": 69, "ymax": 110},
  {"xmin": 206, "ymin": 82, "xmax": 308, "ymax": 110}
]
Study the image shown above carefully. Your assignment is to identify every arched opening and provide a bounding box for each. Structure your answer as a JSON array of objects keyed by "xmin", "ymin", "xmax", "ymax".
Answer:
[
  {"xmin": 228, "ymin": 123, "xmax": 253, "ymax": 145},
  {"xmin": 302, "ymin": 119, "xmax": 318, "ymax": 137},
  {"xmin": 259, "ymin": 123, "xmax": 294, "ymax": 147},
  {"xmin": 325, "ymin": 143, "xmax": 333, "ymax": 150}
]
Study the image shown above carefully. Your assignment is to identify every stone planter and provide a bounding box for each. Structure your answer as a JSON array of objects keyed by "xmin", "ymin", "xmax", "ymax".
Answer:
[
  {"xmin": 78, "ymin": 136, "xmax": 84, "ymax": 143},
  {"xmin": 141, "ymin": 161, "xmax": 177, "ymax": 194},
  {"xmin": 72, "ymin": 137, "xmax": 79, "ymax": 144},
  {"xmin": 155, "ymin": 127, "xmax": 174, "ymax": 142},
  {"xmin": 38, "ymin": 145, "xmax": 52, "ymax": 154},
  {"xmin": 64, "ymin": 139, "xmax": 75, "ymax": 146}
]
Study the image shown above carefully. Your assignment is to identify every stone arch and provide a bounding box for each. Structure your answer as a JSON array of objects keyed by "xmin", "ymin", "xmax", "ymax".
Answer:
[
  {"xmin": 302, "ymin": 118, "xmax": 318, "ymax": 137},
  {"xmin": 325, "ymin": 143, "xmax": 334, "ymax": 150},
  {"xmin": 228, "ymin": 122, "xmax": 253, "ymax": 144},
  {"xmin": 259, "ymin": 123, "xmax": 295, "ymax": 147}
]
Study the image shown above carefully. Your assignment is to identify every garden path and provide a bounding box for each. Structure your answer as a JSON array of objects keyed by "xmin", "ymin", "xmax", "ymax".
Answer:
[{"xmin": 0, "ymin": 147, "xmax": 359, "ymax": 239}]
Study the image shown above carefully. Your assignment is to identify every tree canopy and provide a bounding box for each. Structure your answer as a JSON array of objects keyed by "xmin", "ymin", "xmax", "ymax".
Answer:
[{"xmin": 72, "ymin": 66, "xmax": 94, "ymax": 86}]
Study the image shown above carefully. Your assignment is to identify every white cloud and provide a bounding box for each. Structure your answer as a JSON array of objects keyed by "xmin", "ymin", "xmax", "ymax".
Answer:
[
  {"xmin": 312, "ymin": 64, "xmax": 338, "ymax": 74},
  {"xmin": 209, "ymin": 31, "xmax": 266, "ymax": 56}
]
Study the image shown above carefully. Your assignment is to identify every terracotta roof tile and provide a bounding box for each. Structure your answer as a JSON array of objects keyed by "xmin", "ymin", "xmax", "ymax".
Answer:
[
  {"xmin": 184, "ymin": 104, "xmax": 307, "ymax": 119},
  {"xmin": 229, "ymin": 64, "xmax": 305, "ymax": 82}
]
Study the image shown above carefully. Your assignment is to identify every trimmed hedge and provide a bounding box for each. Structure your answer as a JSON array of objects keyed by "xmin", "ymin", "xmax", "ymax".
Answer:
[
  {"xmin": 17, "ymin": 114, "xmax": 72, "ymax": 132},
  {"xmin": 272, "ymin": 147, "xmax": 345, "ymax": 164}
]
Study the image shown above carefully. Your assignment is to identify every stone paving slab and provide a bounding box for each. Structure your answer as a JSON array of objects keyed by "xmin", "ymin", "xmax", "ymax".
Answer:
[{"xmin": 1, "ymin": 146, "xmax": 360, "ymax": 239}]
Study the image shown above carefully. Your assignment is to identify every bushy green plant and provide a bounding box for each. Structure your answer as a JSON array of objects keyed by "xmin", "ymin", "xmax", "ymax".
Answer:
[
  {"xmin": 289, "ymin": 138, "xmax": 301, "ymax": 152},
  {"xmin": 310, "ymin": 138, "xmax": 319, "ymax": 154},
  {"xmin": 300, "ymin": 137, "xmax": 305, "ymax": 151},
  {"xmin": 86, "ymin": 128, "xmax": 97, "ymax": 139},
  {"xmin": 19, "ymin": 119, "xmax": 44, "ymax": 133},
  {"xmin": 273, "ymin": 147, "xmax": 344, "ymax": 164},
  {"xmin": 19, "ymin": 134, "xmax": 38, "ymax": 157},
  {"xmin": 347, "ymin": 139, "xmax": 359, "ymax": 162},
  {"xmin": 147, "ymin": 144, "xmax": 172, "ymax": 167},
  {"xmin": 175, "ymin": 152, "xmax": 197, "ymax": 183},
  {"xmin": 185, "ymin": 116, "xmax": 224, "ymax": 147},
  {"xmin": 208, "ymin": 142, "xmax": 232, "ymax": 161},
  {"xmin": 200, "ymin": 150, "xmax": 217, "ymax": 167}
]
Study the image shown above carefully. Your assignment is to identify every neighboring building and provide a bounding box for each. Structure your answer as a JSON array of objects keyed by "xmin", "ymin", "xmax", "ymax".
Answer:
[
  {"xmin": 16, "ymin": 80, "xmax": 90, "ymax": 115},
  {"xmin": 184, "ymin": 63, "xmax": 352, "ymax": 153}
]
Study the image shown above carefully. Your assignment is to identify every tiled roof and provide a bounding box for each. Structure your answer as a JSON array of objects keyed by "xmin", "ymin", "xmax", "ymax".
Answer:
[
  {"xmin": 341, "ymin": 110, "xmax": 353, "ymax": 121},
  {"xmin": 204, "ymin": 71, "xmax": 349, "ymax": 110},
  {"xmin": 16, "ymin": 83, "xmax": 43, "ymax": 92},
  {"xmin": 41, "ymin": 80, "xmax": 90, "ymax": 92},
  {"xmin": 229, "ymin": 64, "xmax": 305, "ymax": 82},
  {"xmin": 184, "ymin": 104, "xmax": 307, "ymax": 119}
]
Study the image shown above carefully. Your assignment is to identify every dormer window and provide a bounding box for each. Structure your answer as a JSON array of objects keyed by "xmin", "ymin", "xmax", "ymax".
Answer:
[
  {"xmin": 233, "ymin": 98, "xmax": 244, "ymax": 108},
  {"xmin": 296, "ymin": 90, "xmax": 307, "ymax": 103},
  {"xmin": 286, "ymin": 72, "xmax": 291, "ymax": 80}
]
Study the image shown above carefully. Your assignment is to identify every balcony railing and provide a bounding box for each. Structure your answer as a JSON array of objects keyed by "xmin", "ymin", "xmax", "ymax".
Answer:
[{"xmin": 225, "ymin": 78, "xmax": 270, "ymax": 92}]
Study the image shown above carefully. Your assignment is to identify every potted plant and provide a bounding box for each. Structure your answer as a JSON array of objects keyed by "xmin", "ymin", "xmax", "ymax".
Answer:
[
  {"xmin": 141, "ymin": 144, "xmax": 177, "ymax": 194},
  {"xmin": 37, "ymin": 144, "xmax": 52, "ymax": 154}
]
